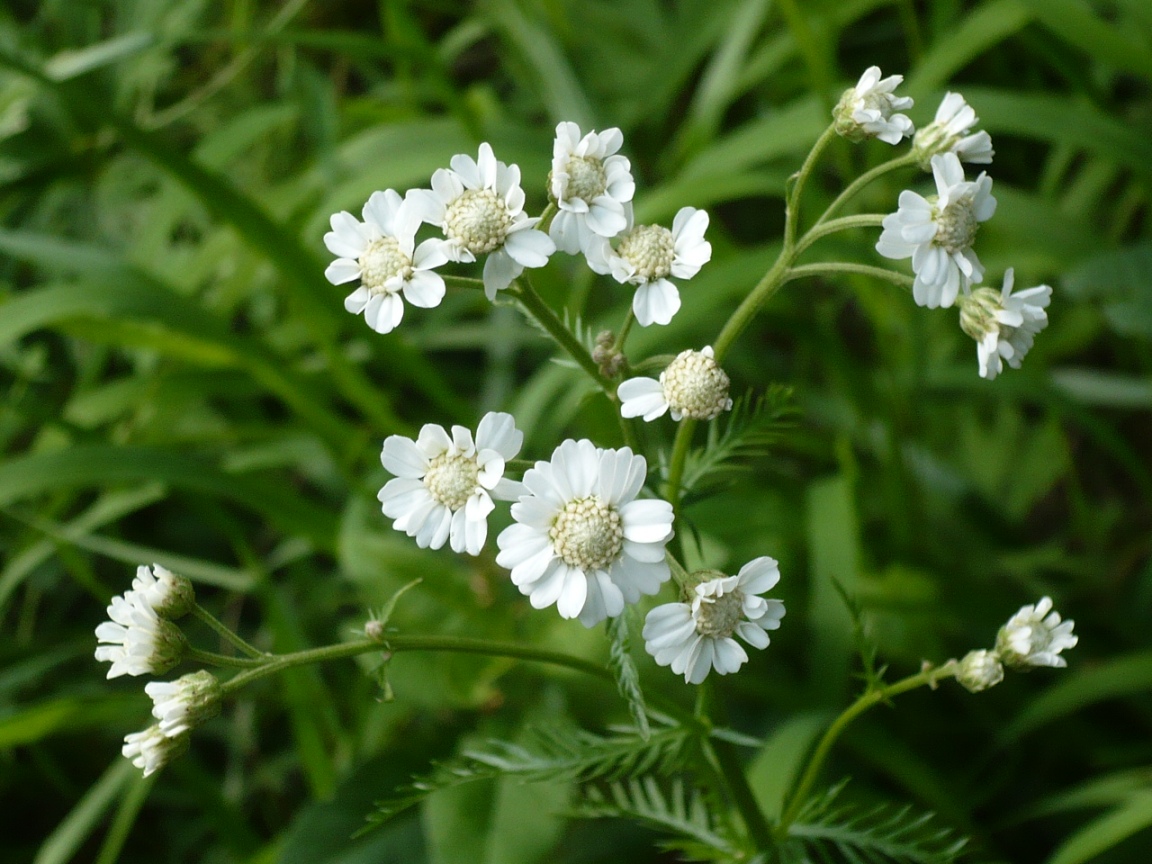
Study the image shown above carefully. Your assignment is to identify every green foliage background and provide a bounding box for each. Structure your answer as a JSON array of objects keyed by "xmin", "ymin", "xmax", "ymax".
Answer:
[{"xmin": 1, "ymin": 0, "xmax": 1150, "ymax": 862}]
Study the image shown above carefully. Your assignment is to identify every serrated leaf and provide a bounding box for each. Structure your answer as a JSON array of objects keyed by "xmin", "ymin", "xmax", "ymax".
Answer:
[{"xmin": 608, "ymin": 611, "xmax": 651, "ymax": 740}]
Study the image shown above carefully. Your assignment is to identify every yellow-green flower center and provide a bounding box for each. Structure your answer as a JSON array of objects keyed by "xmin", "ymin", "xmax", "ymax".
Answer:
[
  {"xmin": 616, "ymin": 224, "xmax": 674, "ymax": 281},
  {"xmin": 359, "ymin": 237, "xmax": 413, "ymax": 294},
  {"xmin": 424, "ymin": 452, "xmax": 479, "ymax": 510},
  {"xmin": 660, "ymin": 350, "xmax": 731, "ymax": 420},
  {"xmin": 445, "ymin": 188, "xmax": 511, "ymax": 254},
  {"xmin": 549, "ymin": 495, "xmax": 623, "ymax": 571}
]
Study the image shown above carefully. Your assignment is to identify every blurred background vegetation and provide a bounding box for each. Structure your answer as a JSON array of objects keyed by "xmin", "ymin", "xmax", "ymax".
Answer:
[{"xmin": 1, "ymin": 0, "xmax": 1150, "ymax": 862}]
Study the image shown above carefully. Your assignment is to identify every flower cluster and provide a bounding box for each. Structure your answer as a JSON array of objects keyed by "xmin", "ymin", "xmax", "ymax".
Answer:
[
  {"xmin": 953, "ymin": 596, "xmax": 1078, "ymax": 693},
  {"xmin": 325, "ymin": 124, "xmax": 712, "ymax": 333},
  {"xmin": 95, "ymin": 566, "xmax": 224, "ymax": 777}
]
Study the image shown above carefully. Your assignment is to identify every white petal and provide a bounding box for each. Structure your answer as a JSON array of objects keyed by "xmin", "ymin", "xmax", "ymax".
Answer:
[
  {"xmin": 381, "ymin": 435, "xmax": 428, "ymax": 478},
  {"xmin": 326, "ymin": 258, "xmax": 362, "ymax": 286},
  {"xmin": 482, "ymin": 249, "xmax": 522, "ymax": 300},
  {"xmin": 504, "ymin": 228, "xmax": 556, "ymax": 268},
  {"xmin": 632, "ymin": 280, "xmax": 680, "ymax": 327},
  {"xmin": 402, "ymin": 271, "xmax": 446, "ymax": 309},
  {"xmin": 476, "ymin": 412, "xmax": 523, "ymax": 458}
]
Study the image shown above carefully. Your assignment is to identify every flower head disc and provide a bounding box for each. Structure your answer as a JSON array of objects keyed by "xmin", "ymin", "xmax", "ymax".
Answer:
[
  {"xmin": 618, "ymin": 346, "xmax": 732, "ymax": 423},
  {"xmin": 548, "ymin": 122, "xmax": 635, "ymax": 254},
  {"xmin": 959, "ymin": 268, "xmax": 1051, "ymax": 380},
  {"xmin": 833, "ymin": 66, "xmax": 914, "ymax": 145},
  {"xmin": 496, "ymin": 439, "xmax": 673, "ymax": 627}
]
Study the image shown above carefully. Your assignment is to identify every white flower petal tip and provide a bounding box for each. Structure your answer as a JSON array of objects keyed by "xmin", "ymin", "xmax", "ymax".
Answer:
[
  {"xmin": 94, "ymin": 586, "xmax": 186, "ymax": 679},
  {"xmin": 959, "ymin": 269, "xmax": 1051, "ymax": 380},
  {"xmin": 496, "ymin": 440, "xmax": 673, "ymax": 627},
  {"xmin": 876, "ymin": 153, "xmax": 996, "ymax": 308},
  {"xmin": 913, "ymin": 91, "xmax": 995, "ymax": 170},
  {"xmin": 146, "ymin": 670, "xmax": 223, "ymax": 738},
  {"xmin": 131, "ymin": 564, "xmax": 194, "ymax": 619},
  {"xmin": 379, "ymin": 412, "xmax": 523, "ymax": 556},
  {"xmin": 643, "ymin": 557, "xmax": 786, "ymax": 684},
  {"xmin": 996, "ymin": 596, "xmax": 1078, "ymax": 670},
  {"xmin": 549, "ymin": 122, "xmax": 636, "ymax": 253},
  {"xmin": 324, "ymin": 191, "xmax": 446, "ymax": 333},
  {"xmin": 834, "ymin": 66, "xmax": 915, "ymax": 145},
  {"xmin": 122, "ymin": 724, "xmax": 188, "ymax": 777},
  {"xmin": 411, "ymin": 144, "xmax": 553, "ymax": 298},
  {"xmin": 618, "ymin": 348, "xmax": 732, "ymax": 423}
]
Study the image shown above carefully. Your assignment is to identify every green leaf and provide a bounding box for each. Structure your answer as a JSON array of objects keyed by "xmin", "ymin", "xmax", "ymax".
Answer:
[
  {"xmin": 1063, "ymin": 242, "xmax": 1152, "ymax": 338},
  {"xmin": 0, "ymin": 445, "xmax": 338, "ymax": 549},
  {"xmin": 747, "ymin": 712, "xmax": 830, "ymax": 821},
  {"xmin": 33, "ymin": 759, "xmax": 136, "ymax": 864},
  {"xmin": 607, "ymin": 611, "xmax": 651, "ymax": 740},
  {"xmin": 785, "ymin": 783, "xmax": 967, "ymax": 863},
  {"xmin": 44, "ymin": 32, "xmax": 154, "ymax": 80},
  {"xmin": 1046, "ymin": 792, "xmax": 1152, "ymax": 864},
  {"xmin": 1021, "ymin": 0, "xmax": 1152, "ymax": 81},
  {"xmin": 1004, "ymin": 651, "xmax": 1152, "ymax": 740}
]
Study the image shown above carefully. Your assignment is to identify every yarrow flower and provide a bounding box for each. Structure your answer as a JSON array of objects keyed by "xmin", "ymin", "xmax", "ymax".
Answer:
[
  {"xmin": 496, "ymin": 440, "xmax": 674, "ymax": 627},
  {"xmin": 548, "ymin": 122, "xmax": 635, "ymax": 254},
  {"xmin": 122, "ymin": 724, "xmax": 188, "ymax": 777},
  {"xmin": 95, "ymin": 591, "xmax": 185, "ymax": 679},
  {"xmin": 959, "ymin": 268, "xmax": 1051, "ymax": 380},
  {"xmin": 324, "ymin": 190, "xmax": 449, "ymax": 334},
  {"xmin": 996, "ymin": 596, "xmax": 1078, "ymax": 669},
  {"xmin": 643, "ymin": 558, "xmax": 786, "ymax": 684},
  {"xmin": 955, "ymin": 649, "xmax": 1005, "ymax": 693},
  {"xmin": 408, "ymin": 143, "xmax": 555, "ymax": 300},
  {"xmin": 379, "ymin": 412, "xmax": 524, "ymax": 555},
  {"xmin": 912, "ymin": 92, "xmax": 994, "ymax": 171},
  {"xmin": 131, "ymin": 563, "xmax": 194, "ymax": 620},
  {"xmin": 876, "ymin": 152, "xmax": 997, "ymax": 309},
  {"xmin": 833, "ymin": 66, "xmax": 915, "ymax": 145},
  {"xmin": 618, "ymin": 346, "xmax": 732, "ymax": 422},
  {"xmin": 146, "ymin": 670, "xmax": 223, "ymax": 738},
  {"xmin": 586, "ymin": 206, "xmax": 711, "ymax": 327}
]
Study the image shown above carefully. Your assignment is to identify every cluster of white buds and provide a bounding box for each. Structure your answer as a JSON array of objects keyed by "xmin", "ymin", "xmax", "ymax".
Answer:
[
  {"xmin": 953, "ymin": 597, "xmax": 1078, "ymax": 693},
  {"xmin": 96, "ymin": 566, "xmax": 226, "ymax": 777}
]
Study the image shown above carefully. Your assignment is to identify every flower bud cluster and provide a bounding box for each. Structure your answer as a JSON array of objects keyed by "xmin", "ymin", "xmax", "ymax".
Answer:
[{"xmin": 952, "ymin": 597, "xmax": 1078, "ymax": 694}]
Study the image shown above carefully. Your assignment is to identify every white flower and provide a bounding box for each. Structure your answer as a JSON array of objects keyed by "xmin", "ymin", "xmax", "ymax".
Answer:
[
  {"xmin": 496, "ymin": 439, "xmax": 673, "ymax": 627},
  {"xmin": 408, "ymin": 143, "xmax": 555, "ymax": 300},
  {"xmin": 131, "ymin": 564, "xmax": 194, "ymax": 619},
  {"xmin": 996, "ymin": 596, "xmax": 1078, "ymax": 669},
  {"xmin": 876, "ymin": 152, "xmax": 997, "ymax": 308},
  {"xmin": 95, "ymin": 591, "xmax": 184, "ymax": 679},
  {"xmin": 955, "ymin": 649, "xmax": 1004, "ymax": 693},
  {"xmin": 958, "ymin": 268, "xmax": 1051, "ymax": 380},
  {"xmin": 912, "ymin": 92, "xmax": 994, "ymax": 170},
  {"xmin": 586, "ymin": 206, "xmax": 711, "ymax": 327},
  {"xmin": 618, "ymin": 346, "xmax": 732, "ymax": 422},
  {"xmin": 548, "ymin": 122, "xmax": 636, "ymax": 254},
  {"xmin": 324, "ymin": 190, "xmax": 449, "ymax": 334},
  {"xmin": 122, "ymin": 724, "xmax": 188, "ymax": 777},
  {"xmin": 833, "ymin": 66, "xmax": 915, "ymax": 145},
  {"xmin": 146, "ymin": 670, "xmax": 223, "ymax": 738},
  {"xmin": 378, "ymin": 411, "xmax": 524, "ymax": 555},
  {"xmin": 643, "ymin": 557, "xmax": 786, "ymax": 685}
]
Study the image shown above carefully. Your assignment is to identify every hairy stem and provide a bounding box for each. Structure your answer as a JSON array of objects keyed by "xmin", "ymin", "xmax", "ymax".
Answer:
[
  {"xmin": 775, "ymin": 663, "xmax": 957, "ymax": 837},
  {"xmin": 814, "ymin": 151, "xmax": 918, "ymax": 227},
  {"xmin": 191, "ymin": 604, "xmax": 267, "ymax": 659},
  {"xmin": 790, "ymin": 214, "xmax": 887, "ymax": 258},
  {"xmin": 509, "ymin": 279, "xmax": 614, "ymax": 393},
  {"xmin": 187, "ymin": 647, "xmax": 266, "ymax": 669},
  {"xmin": 220, "ymin": 635, "xmax": 614, "ymax": 695},
  {"xmin": 785, "ymin": 262, "xmax": 914, "ymax": 291}
]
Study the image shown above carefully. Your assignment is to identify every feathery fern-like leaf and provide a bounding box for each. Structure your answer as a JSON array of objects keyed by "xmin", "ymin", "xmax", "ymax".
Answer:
[
  {"xmin": 360, "ymin": 718, "xmax": 693, "ymax": 834},
  {"xmin": 608, "ymin": 609, "xmax": 651, "ymax": 740},
  {"xmin": 782, "ymin": 782, "xmax": 968, "ymax": 864},
  {"xmin": 679, "ymin": 386, "xmax": 796, "ymax": 503}
]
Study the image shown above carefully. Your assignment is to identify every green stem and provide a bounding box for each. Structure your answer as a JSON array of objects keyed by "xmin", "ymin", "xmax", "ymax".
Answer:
[
  {"xmin": 614, "ymin": 307, "xmax": 636, "ymax": 353},
  {"xmin": 774, "ymin": 663, "xmax": 957, "ymax": 837},
  {"xmin": 785, "ymin": 125, "xmax": 839, "ymax": 251},
  {"xmin": 814, "ymin": 152, "xmax": 918, "ymax": 228},
  {"xmin": 510, "ymin": 279, "xmax": 614, "ymax": 393},
  {"xmin": 712, "ymin": 735, "xmax": 775, "ymax": 851},
  {"xmin": 191, "ymin": 603, "xmax": 267, "ymax": 659},
  {"xmin": 187, "ymin": 647, "xmax": 266, "ymax": 669},
  {"xmin": 791, "ymin": 214, "xmax": 887, "ymax": 259},
  {"xmin": 443, "ymin": 274, "xmax": 487, "ymax": 291},
  {"xmin": 220, "ymin": 635, "xmax": 614, "ymax": 695},
  {"xmin": 785, "ymin": 262, "xmax": 914, "ymax": 291},
  {"xmin": 664, "ymin": 418, "xmax": 698, "ymax": 518}
]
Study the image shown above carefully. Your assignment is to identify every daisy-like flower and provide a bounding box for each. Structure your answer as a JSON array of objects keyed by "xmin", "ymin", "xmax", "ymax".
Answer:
[
  {"xmin": 996, "ymin": 596, "xmax": 1078, "ymax": 669},
  {"xmin": 585, "ymin": 206, "xmax": 711, "ymax": 327},
  {"xmin": 131, "ymin": 563, "xmax": 194, "ymax": 620},
  {"xmin": 912, "ymin": 92, "xmax": 994, "ymax": 170},
  {"xmin": 496, "ymin": 439, "xmax": 674, "ymax": 627},
  {"xmin": 643, "ymin": 557, "xmax": 786, "ymax": 685},
  {"xmin": 548, "ymin": 122, "xmax": 635, "ymax": 255},
  {"xmin": 833, "ymin": 66, "xmax": 915, "ymax": 145},
  {"xmin": 876, "ymin": 152, "xmax": 997, "ymax": 309},
  {"xmin": 959, "ymin": 268, "xmax": 1051, "ymax": 380},
  {"xmin": 324, "ymin": 189, "xmax": 449, "ymax": 334},
  {"xmin": 618, "ymin": 346, "xmax": 732, "ymax": 422},
  {"xmin": 146, "ymin": 670, "xmax": 223, "ymax": 738},
  {"xmin": 122, "ymin": 724, "xmax": 189, "ymax": 777},
  {"xmin": 378, "ymin": 411, "xmax": 524, "ymax": 555},
  {"xmin": 95, "ymin": 591, "xmax": 185, "ymax": 679},
  {"xmin": 408, "ymin": 143, "xmax": 555, "ymax": 300},
  {"xmin": 954, "ymin": 649, "xmax": 1005, "ymax": 693}
]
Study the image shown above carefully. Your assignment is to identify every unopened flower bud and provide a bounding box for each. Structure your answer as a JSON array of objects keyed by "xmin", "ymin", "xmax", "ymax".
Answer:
[
  {"xmin": 365, "ymin": 619, "xmax": 386, "ymax": 642},
  {"xmin": 592, "ymin": 330, "xmax": 624, "ymax": 378},
  {"xmin": 955, "ymin": 649, "xmax": 1004, "ymax": 693},
  {"xmin": 132, "ymin": 564, "xmax": 195, "ymax": 619}
]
